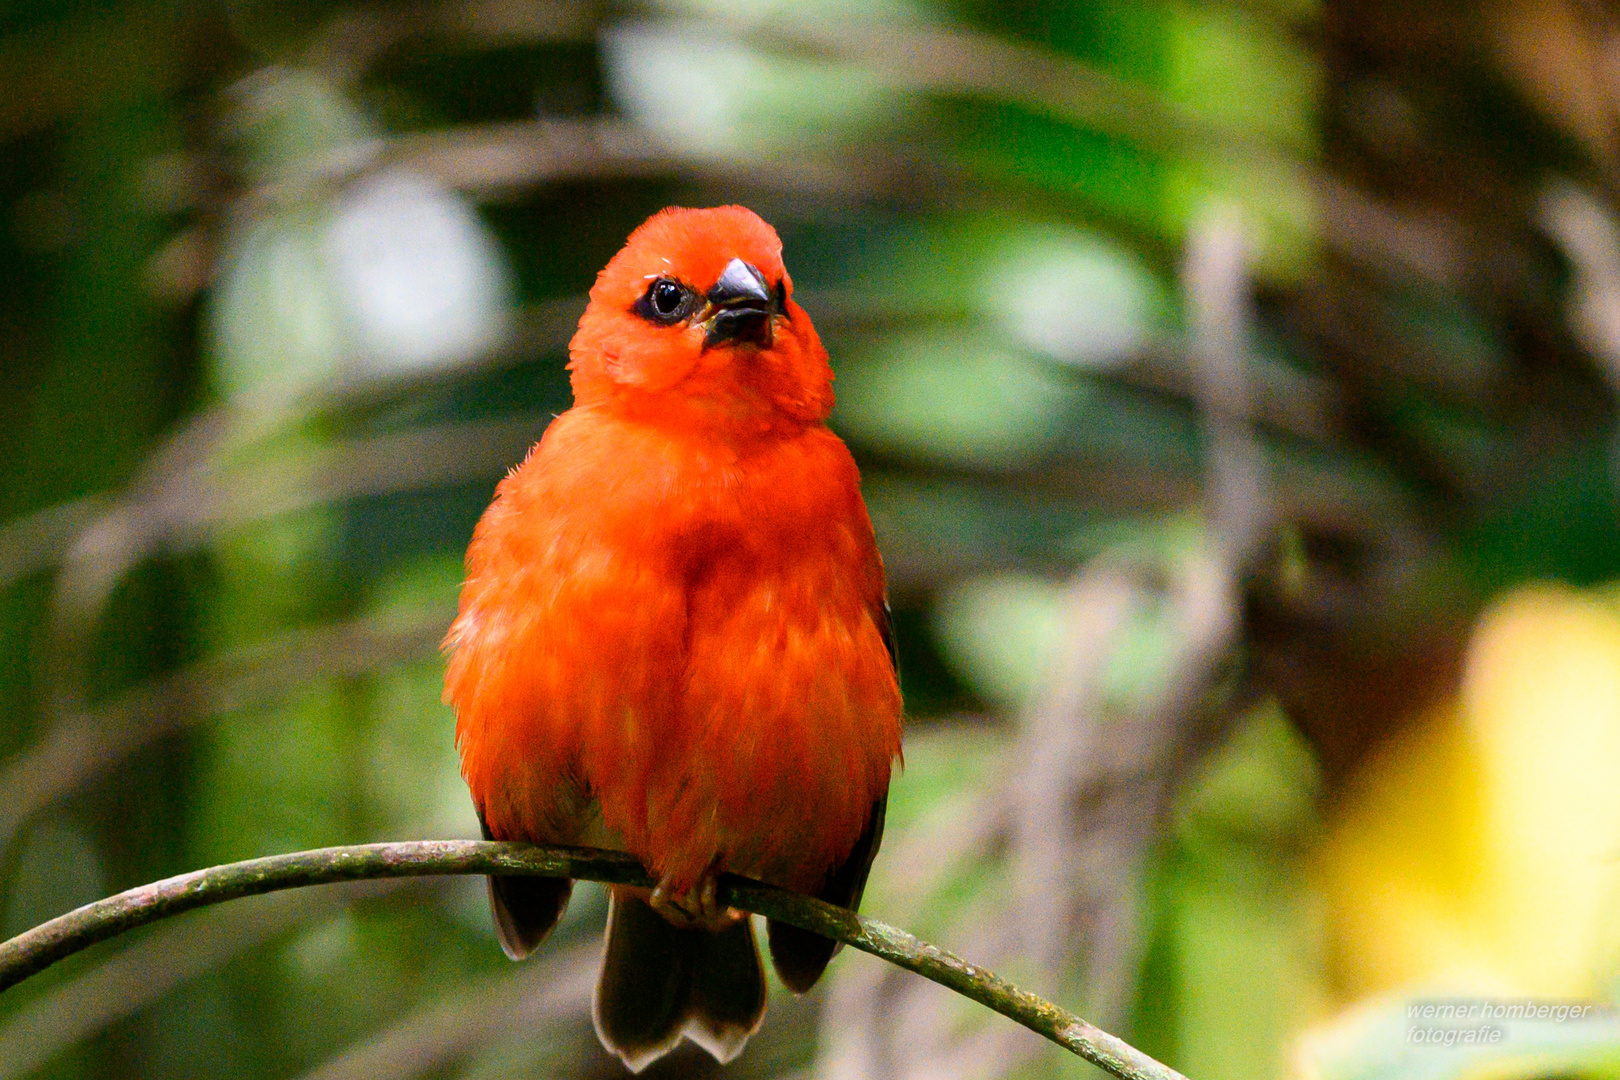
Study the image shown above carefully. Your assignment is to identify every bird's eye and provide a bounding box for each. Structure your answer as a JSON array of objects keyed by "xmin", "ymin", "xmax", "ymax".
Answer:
[
  {"xmin": 652, "ymin": 280, "xmax": 684, "ymax": 315},
  {"xmin": 636, "ymin": 278, "xmax": 693, "ymax": 325}
]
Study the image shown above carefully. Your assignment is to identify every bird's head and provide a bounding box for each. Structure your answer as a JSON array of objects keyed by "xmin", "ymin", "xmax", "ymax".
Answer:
[{"xmin": 568, "ymin": 206, "xmax": 833, "ymax": 434}]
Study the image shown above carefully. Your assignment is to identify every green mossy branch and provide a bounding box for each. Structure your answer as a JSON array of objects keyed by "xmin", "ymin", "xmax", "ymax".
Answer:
[{"xmin": 0, "ymin": 840, "xmax": 1187, "ymax": 1080}]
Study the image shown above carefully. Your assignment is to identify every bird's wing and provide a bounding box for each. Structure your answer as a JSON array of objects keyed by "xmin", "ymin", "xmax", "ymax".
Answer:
[
  {"xmin": 766, "ymin": 592, "xmax": 895, "ymax": 992},
  {"xmin": 765, "ymin": 795, "xmax": 887, "ymax": 993}
]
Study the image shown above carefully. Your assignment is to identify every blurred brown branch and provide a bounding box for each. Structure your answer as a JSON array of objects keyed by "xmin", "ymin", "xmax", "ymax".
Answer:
[
  {"xmin": 391, "ymin": 113, "xmax": 941, "ymax": 200},
  {"xmin": 0, "ymin": 605, "xmax": 451, "ymax": 857},
  {"xmin": 0, "ymin": 413, "xmax": 548, "ymax": 594},
  {"xmin": 850, "ymin": 209, "xmax": 1275, "ymax": 1080},
  {"xmin": 304, "ymin": 0, "xmax": 598, "ymax": 84},
  {"xmin": 295, "ymin": 939, "xmax": 596, "ymax": 1080},
  {"xmin": 746, "ymin": 16, "xmax": 1308, "ymax": 164},
  {"xmin": 1042, "ymin": 208, "xmax": 1269, "ymax": 1023},
  {"xmin": 820, "ymin": 740, "xmax": 1013, "ymax": 1079},
  {"xmin": 25, "ymin": 410, "xmax": 542, "ymax": 721}
]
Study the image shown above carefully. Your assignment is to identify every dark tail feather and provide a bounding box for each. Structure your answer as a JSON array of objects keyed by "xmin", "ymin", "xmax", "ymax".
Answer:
[
  {"xmin": 765, "ymin": 919, "xmax": 839, "ymax": 995},
  {"xmin": 767, "ymin": 798, "xmax": 888, "ymax": 994},
  {"xmin": 488, "ymin": 875, "xmax": 573, "ymax": 960},
  {"xmin": 593, "ymin": 889, "xmax": 767, "ymax": 1073},
  {"xmin": 685, "ymin": 911, "xmax": 770, "ymax": 1063},
  {"xmin": 479, "ymin": 813, "xmax": 573, "ymax": 960}
]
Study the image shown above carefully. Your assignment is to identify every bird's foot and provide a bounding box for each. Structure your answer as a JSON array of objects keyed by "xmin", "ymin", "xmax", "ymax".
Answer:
[{"xmin": 650, "ymin": 867, "xmax": 741, "ymax": 932}]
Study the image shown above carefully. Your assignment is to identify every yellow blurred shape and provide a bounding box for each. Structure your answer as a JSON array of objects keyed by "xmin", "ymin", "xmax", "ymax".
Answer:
[{"xmin": 1318, "ymin": 584, "xmax": 1620, "ymax": 1001}]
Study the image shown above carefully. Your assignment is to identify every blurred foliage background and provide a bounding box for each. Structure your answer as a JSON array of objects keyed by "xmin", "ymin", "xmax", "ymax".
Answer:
[{"xmin": 3, "ymin": 1, "xmax": 1620, "ymax": 1079}]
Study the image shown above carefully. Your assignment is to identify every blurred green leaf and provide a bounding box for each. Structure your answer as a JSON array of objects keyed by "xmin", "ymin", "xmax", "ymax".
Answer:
[
  {"xmin": 836, "ymin": 331, "xmax": 1079, "ymax": 467},
  {"xmin": 190, "ymin": 686, "xmax": 359, "ymax": 862},
  {"xmin": 1300, "ymin": 995, "xmax": 1620, "ymax": 1080},
  {"xmin": 222, "ymin": 67, "xmax": 378, "ymax": 188},
  {"xmin": 984, "ymin": 223, "xmax": 1172, "ymax": 367},
  {"xmin": 932, "ymin": 571, "xmax": 1069, "ymax": 709},
  {"xmin": 603, "ymin": 22, "xmax": 908, "ymax": 156},
  {"xmin": 1163, "ymin": 1, "xmax": 1317, "ymax": 152},
  {"xmin": 1134, "ymin": 706, "xmax": 1323, "ymax": 1080}
]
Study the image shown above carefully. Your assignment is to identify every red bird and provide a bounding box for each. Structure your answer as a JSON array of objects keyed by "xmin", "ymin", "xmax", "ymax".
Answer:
[{"xmin": 444, "ymin": 205, "xmax": 903, "ymax": 1070}]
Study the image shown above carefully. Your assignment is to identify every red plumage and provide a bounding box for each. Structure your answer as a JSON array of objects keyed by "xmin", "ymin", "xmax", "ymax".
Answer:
[{"xmin": 444, "ymin": 206, "xmax": 903, "ymax": 1070}]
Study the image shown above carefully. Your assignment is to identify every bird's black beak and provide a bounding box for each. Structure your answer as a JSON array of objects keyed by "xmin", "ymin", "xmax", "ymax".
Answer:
[{"xmin": 703, "ymin": 259, "xmax": 776, "ymax": 347}]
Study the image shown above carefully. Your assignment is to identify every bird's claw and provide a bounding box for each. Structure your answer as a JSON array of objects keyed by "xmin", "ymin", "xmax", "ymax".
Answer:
[{"xmin": 650, "ymin": 869, "xmax": 739, "ymax": 932}]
